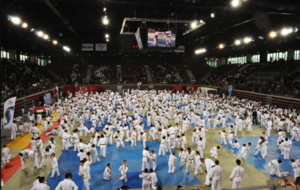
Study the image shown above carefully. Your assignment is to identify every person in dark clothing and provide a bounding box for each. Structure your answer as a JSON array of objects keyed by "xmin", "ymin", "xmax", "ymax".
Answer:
[{"xmin": 252, "ymin": 109, "xmax": 258, "ymax": 124}]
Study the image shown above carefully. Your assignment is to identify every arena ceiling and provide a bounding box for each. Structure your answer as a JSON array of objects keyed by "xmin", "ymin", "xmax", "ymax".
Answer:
[{"xmin": 1, "ymin": 0, "xmax": 300, "ymax": 55}]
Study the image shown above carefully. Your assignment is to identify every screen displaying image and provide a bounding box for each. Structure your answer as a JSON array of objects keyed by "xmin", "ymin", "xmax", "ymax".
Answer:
[
  {"xmin": 135, "ymin": 28, "xmax": 143, "ymax": 50},
  {"xmin": 147, "ymin": 28, "xmax": 176, "ymax": 48}
]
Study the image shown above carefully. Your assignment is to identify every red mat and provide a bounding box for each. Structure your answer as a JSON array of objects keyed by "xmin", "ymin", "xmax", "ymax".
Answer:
[{"xmin": 1, "ymin": 119, "xmax": 59, "ymax": 183}]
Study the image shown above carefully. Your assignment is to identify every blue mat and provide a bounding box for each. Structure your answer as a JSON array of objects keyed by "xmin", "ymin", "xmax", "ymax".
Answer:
[
  {"xmin": 213, "ymin": 135, "xmax": 300, "ymax": 178},
  {"xmin": 46, "ymin": 141, "xmax": 201, "ymax": 190},
  {"xmin": 84, "ymin": 116, "xmax": 153, "ymax": 131}
]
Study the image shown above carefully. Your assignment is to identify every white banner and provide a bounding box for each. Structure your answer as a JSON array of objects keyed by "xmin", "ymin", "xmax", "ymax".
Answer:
[
  {"xmin": 3, "ymin": 97, "xmax": 16, "ymax": 129},
  {"xmin": 174, "ymin": 45, "xmax": 185, "ymax": 53},
  {"xmin": 95, "ymin": 43, "xmax": 107, "ymax": 51},
  {"xmin": 82, "ymin": 43, "xmax": 94, "ymax": 51}
]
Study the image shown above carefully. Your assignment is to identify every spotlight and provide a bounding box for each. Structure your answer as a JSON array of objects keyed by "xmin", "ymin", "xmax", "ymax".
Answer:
[
  {"xmin": 30, "ymin": 28, "xmax": 35, "ymax": 32},
  {"xmin": 43, "ymin": 35, "xmax": 49, "ymax": 40},
  {"xmin": 195, "ymin": 48, "xmax": 206, "ymax": 54},
  {"xmin": 244, "ymin": 37, "xmax": 251, "ymax": 43},
  {"xmin": 21, "ymin": 23, "xmax": 28, "ymax": 28},
  {"xmin": 269, "ymin": 31, "xmax": 277, "ymax": 38},
  {"xmin": 53, "ymin": 40, "xmax": 58, "ymax": 45},
  {"xmin": 37, "ymin": 31, "xmax": 44, "ymax": 37},
  {"xmin": 103, "ymin": 17, "xmax": 109, "ymax": 25},
  {"xmin": 105, "ymin": 34, "xmax": 109, "ymax": 38},
  {"xmin": 106, "ymin": 39, "xmax": 109, "ymax": 42},
  {"xmin": 295, "ymin": 28, "xmax": 298, "ymax": 32},
  {"xmin": 235, "ymin": 40, "xmax": 241, "ymax": 45},
  {"xmin": 231, "ymin": 0, "xmax": 240, "ymax": 7},
  {"xmin": 211, "ymin": 13, "xmax": 215, "ymax": 18},
  {"xmin": 281, "ymin": 28, "xmax": 291, "ymax": 36},
  {"xmin": 11, "ymin": 17, "xmax": 21, "ymax": 25},
  {"xmin": 191, "ymin": 21, "xmax": 197, "ymax": 29},
  {"xmin": 199, "ymin": 20, "xmax": 203, "ymax": 23},
  {"xmin": 63, "ymin": 46, "xmax": 70, "ymax": 52},
  {"xmin": 219, "ymin": 44, "xmax": 224, "ymax": 49},
  {"xmin": 103, "ymin": 7, "xmax": 107, "ymax": 12}
]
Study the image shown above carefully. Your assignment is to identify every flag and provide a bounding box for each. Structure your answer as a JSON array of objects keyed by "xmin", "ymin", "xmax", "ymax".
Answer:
[
  {"xmin": 3, "ymin": 97, "xmax": 16, "ymax": 129},
  {"xmin": 228, "ymin": 84, "xmax": 233, "ymax": 97},
  {"xmin": 44, "ymin": 93, "xmax": 53, "ymax": 105},
  {"xmin": 75, "ymin": 81, "xmax": 78, "ymax": 92},
  {"xmin": 56, "ymin": 86, "xmax": 59, "ymax": 99}
]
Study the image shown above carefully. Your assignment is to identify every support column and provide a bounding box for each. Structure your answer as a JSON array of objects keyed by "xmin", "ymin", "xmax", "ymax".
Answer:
[{"xmin": 287, "ymin": 49, "xmax": 295, "ymax": 61}]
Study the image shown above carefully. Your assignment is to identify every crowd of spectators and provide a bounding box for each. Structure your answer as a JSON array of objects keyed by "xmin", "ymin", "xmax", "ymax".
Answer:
[
  {"xmin": 149, "ymin": 62, "xmax": 179, "ymax": 84},
  {"xmin": 210, "ymin": 59, "xmax": 300, "ymax": 98},
  {"xmin": 1, "ymin": 59, "xmax": 59, "ymax": 102},
  {"xmin": 121, "ymin": 62, "xmax": 148, "ymax": 84}
]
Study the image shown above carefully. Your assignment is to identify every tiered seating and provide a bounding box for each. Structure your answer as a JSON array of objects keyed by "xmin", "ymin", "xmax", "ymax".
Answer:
[
  {"xmin": 91, "ymin": 64, "xmax": 117, "ymax": 84},
  {"xmin": 121, "ymin": 61, "xmax": 147, "ymax": 84},
  {"xmin": 1, "ymin": 59, "xmax": 57, "ymax": 102},
  {"xmin": 148, "ymin": 62, "xmax": 178, "ymax": 84},
  {"xmin": 177, "ymin": 65, "xmax": 191, "ymax": 84}
]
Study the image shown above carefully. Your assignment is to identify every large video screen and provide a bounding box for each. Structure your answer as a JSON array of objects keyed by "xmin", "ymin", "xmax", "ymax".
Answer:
[
  {"xmin": 135, "ymin": 28, "xmax": 143, "ymax": 50},
  {"xmin": 147, "ymin": 28, "xmax": 176, "ymax": 48}
]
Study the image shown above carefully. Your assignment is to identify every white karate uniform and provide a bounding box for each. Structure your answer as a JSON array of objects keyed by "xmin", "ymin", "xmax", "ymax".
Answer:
[
  {"xmin": 119, "ymin": 164, "xmax": 129, "ymax": 181},
  {"xmin": 230, "ymin": 166, "xmax": 244, "ymax": 189},
  {"xmin": 55, "ymin": 179, "xmax": 78, "ymax": 190},
  {"xmin": 50, "ymin": 157, "xmax": 60, "ymax": 177}
]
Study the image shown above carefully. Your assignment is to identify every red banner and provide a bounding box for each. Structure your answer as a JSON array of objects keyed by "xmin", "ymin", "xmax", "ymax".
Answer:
[{"xmin": 63, "ymin": 86, "xmax": 101, "ymax": 94}]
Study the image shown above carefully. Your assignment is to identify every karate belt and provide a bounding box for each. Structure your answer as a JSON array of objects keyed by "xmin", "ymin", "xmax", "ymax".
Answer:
[{"xmin": 188, "ymin": 158, "xmax": 195, "ymax": 163}]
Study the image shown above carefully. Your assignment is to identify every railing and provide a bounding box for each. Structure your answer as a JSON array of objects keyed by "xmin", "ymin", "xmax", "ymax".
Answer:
[{"xmin": 1, "ymin": 81, "xmax": 65, "ymax": 103}]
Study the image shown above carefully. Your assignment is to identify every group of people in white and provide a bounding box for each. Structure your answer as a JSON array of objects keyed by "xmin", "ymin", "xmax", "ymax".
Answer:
[{"xmin": 2, "ymin": 88, "xmax": 300, "ymax": 190}]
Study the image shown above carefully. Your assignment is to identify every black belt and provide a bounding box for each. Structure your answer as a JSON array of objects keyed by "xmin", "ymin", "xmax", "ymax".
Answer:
[{"xmin": 211, "ymin": 165, "xmax": 215, "ymax": 168}]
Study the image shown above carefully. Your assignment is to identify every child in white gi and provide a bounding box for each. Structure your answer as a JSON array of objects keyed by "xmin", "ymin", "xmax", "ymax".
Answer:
[
  {"xmin": 119, "ymin": 160, "xmax": 129, "ymax": 182},
  {"xmin": 210, "ymin": 146, "xmax": 220, "ymax": 158},
  {"xmin": 219, "ymin": 130, "xmax": 227, "ymax": 145},
  {"xmin": 180, "ymin": 134, "xmax": 187, "ymax": 150},
  {"xmin": 179, "ymin": 148, "xmax": 186, "ymax": 167},
  {"xmin": 194, "ymin": 151, "xmax": 203, "ymax": 176},
  {"xmin": 150, "ymin": 150, "xmax": 157, "ymax": 171},
  {"xmin": 168, "ymin": 152, "xmax": 179, "ymax": 173},
  {"xmin": 233, "ymin": 140, "xmax": 240, "ymax": 149},
  {"xmin": 79, "ymin": 159, "xmax": 91, "ymax": 190},
  {"xmin": 115, "ymin": 136, "xmax": 125, "ymax": 149},
  {"xmin": 103, "ymin": 163, "xmax": 112, "ymax": 180},
  {"xmin": 139, "ymin": 168, "xmax": 151, "ymax": 190},
  {"xmin": 131, "ymin": 128, "xmax": 137, "ymax": 147},
  {"xmin": 142, "ymin": 132, "xmax": 147, "ymax": 148},
  {"xmin": 159, "ymin": 136, "xmax": 166, "ymax": 156},
  {"xmin": 49, "ymin": 153, "xmax": 60, "ymax": 178},
  {"xmin": 1, "ymin": 145, "xmax": 12, "ymax": 165},
  {"xmin": 149, "ymin": 169, "xmax": 158, "ymax": 190}
]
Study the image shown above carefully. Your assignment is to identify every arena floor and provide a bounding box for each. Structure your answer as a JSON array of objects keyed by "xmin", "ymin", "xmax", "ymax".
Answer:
[{"xmin": 1, "ymin": 109, "xmax": 297, "ymax": 190}]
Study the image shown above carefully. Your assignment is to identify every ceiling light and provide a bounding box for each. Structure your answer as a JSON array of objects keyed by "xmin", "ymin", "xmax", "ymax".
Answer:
[
  {"xmin": 103, "ymin": 7, "xmax": 107, "ymax": 12},
  {"xmin": 53, "ymin": 40, "xmax": 58, "ymax": 45},
  {"xmin": 21, "ymin": 23, "xmax": 28, "ymax": 28},
  {"xmin": 231, "ymin": 0, "xmax": 240, "ymax": 7},
  {"xmin": 244, "ymin": 37, "xmax": 251, "ymax": 43},
  {"xmin": 191, "ymin": 22, "xmax": 197, "ymax": 29},
  {"xmin": 37, "ymin": 31, "xmax": 44, "ymax": 37},
  {"xmin": 105, "ymin": 34, "xmax": 109, "ymax": 38},
  {"xmin": 195, "ymin": 48, "xmax": 206, "ymax": 54},
  {"xmin": 63, "ymin": 46, "xmax": 70, "ymax": 52},
  {"xmin": 269, "ymin": 31, "xmax": 277, "ymax": 38},
  {"xmin": 106, "ymin": 39, "xmax": 109, "ymax": 42},
  {"xmin": 200, "ymin": 20, "xmax": 203, "ymax": 23},
  {"xmin": 11, "ymin": 17, "xmax": 21, "ymax": 25},
  {"xmin": 281, "ymin": 28, "xmax": 291, "ymax": 36},
  {"xmin": 103, "ymin": 18, "xmax": 109, "ymax": 25},
  {"xmin": 235, "ymin": 40, "xmax": 241, "ymax": 45},
  {"xmin": 30, "ymin": 28, "xmax": 35, "ymax": 32},
  {"xmin": 219, "ymin": 44, "xmax": 224, "ymax": 49},
  {"xmin": 43, "ymin": 35, "xmax": 49, "ymax": 40},
  {"xmin": 211, "ymin": 13, "xmax": 215, "ymax": 18}
]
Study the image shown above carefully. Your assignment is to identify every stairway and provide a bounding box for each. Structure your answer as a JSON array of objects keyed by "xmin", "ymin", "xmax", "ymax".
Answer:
[
  {"xmin": 144, "ymin": 65, "xmax": 152, "ymax": 83},
  {"xmin": 85, "ymin": 65, "xmax": 92, "ymax": 83},
  {"xmin": 172, "ymin": 66, "xmax": 182, "ymax": 80},
  {"xmin": 46, "ymin": 67, "xmax": 61, "ymax": 80},
  {"xmin": 116, "ymin": 65, "xmax": 122, "ymax": 82},
  {"xmin": 186, "ymin": 69, "xmax": 196, "ymax": 83}
]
